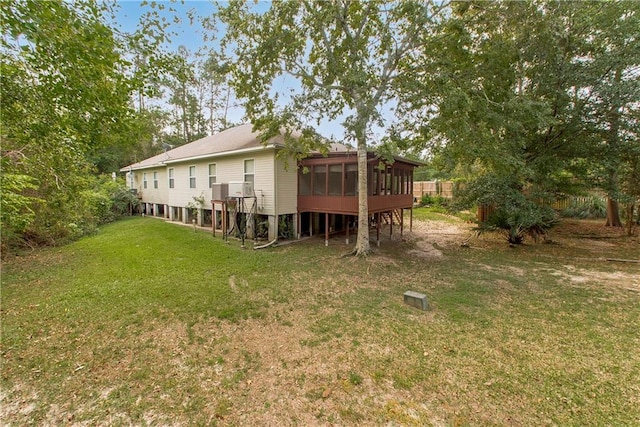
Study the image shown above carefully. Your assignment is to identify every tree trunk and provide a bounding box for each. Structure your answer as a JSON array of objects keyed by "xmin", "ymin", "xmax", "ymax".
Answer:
[
  {"xmin": 209, "ymin": 84, "xmax": 215, "ymax": 135},
  {"xmin": 354, "ymin": 137, "xmax": 370, "ymax": 255},
  {"xmin": 604, "ymin": 69, "xmax": 623, "ymax": 229},
  {"xmin": 223, "ymin": 87, "xmax": 231, "ymax": 129},
  {"xmin": 625, "ymin": 203, "xmax": 636, "ymax": 236},
  {"xmin": 605, "ymin": 197, "xmax": 623, "ymax": 227}
]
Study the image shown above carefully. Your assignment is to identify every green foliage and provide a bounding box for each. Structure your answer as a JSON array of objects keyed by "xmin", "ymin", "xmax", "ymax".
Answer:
[
  {"xmin": 110, "ymin": 183, "xmax": 142, "ymax": 218},
  {"xmin": 0, "ymin": 1, "xmax": 139, "ymax": 252},
  {"xmin": 256, "ymin": 218, "xmax": 269, "ymax": 239},
  {"xmin": 420, "ymin": 194, "xmax": 434, "ymax": 206},
  {"xmin": 561, "ymin": 198, "xmax": 607, "ymax": 219},
  {"xmin": 0, "ymin": 173, "xmax": 41, "ymax": 249},
  {"xmin": 79, "ymin": 189, "xmax": 113, "ymax": 226},
  {"xmin": 420, "ymin": 194, "xmax": 449, "ymax": 209},
  {"xmin": 278, "ymin": 214, "xmax": 295, "ymax": 240},
  {"xmin": 482, "ymin": 201, "xmax": 559, "ymax": 245},
  {"xmin": 396, "ymin": 1, "xmax": 639, "ymax": 222},
  {"xmin": 459, "ymin": 175, "xmax": 558, "ymax": 244},
  {"xmin": 414, "ymin": 165, "xmax": 450, "ymax": 182},
  {"xmin": 82, "ymin": 177, "xmax": 141, "ymax": 224},
  {"xmin": 0, "ymin": 172, "xmax": 138, "ymax": 252}
]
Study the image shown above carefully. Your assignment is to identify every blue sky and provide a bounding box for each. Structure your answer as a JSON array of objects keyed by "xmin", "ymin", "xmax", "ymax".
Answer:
[
  {"xmin": 112, "ymin": 1, "xmax": 249, "ymax": 130},
  {"xmin": 110, "ymin": 1, "xmax": 351, "ymax": 141},
  {"xmin": 113, "ymin": 1, "xmax": 218, "ymax": 51}
]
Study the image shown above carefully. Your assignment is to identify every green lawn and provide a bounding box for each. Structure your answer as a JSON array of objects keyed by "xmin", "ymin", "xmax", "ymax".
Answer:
[{"xmin": 2, "ymin": 216, "xmax": 639, "ymax": 425}]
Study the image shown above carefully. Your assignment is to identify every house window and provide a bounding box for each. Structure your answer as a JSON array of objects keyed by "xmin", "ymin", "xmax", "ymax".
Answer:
[
  {"xmin": 313, "ymin": 165, "xmax": 326, "ymax": 196},
  {"xmin": 299, "ymin": 167, "xmax": 311, "ymax": 196},
  {"xmin": 153, "ymin": 171, "xmax": 158, "ymax": 189},
  {"xmin": 344, "ymin": 164, "xmax": 358, "ymax": 196},
  {"xmin": 208, "ymin": 163, "xmax": 216, "ymax": 188},
  {"xmin": 244, "ymin": 159, "xmax": 254, "ymax": 185},
  {"xmin": 189, "ymin": 166, "xmax": 196, "ymax": 188},
  {"xmin": 168, "ymin": 168, "xmax": 174, "ymax": 189},
  {"xmin": 143, "ymin": 172, "xmax": 147, "ymax": 189},
  {"xmin": 371, "ymin": 166, "xmax": 379, "ymax": 196},
  {"xmin": 328, "ymin": 164, "xmax": 342, "ymax": 196}
]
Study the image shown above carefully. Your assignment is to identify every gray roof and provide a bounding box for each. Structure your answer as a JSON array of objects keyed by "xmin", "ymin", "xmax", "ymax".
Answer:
[
  {"xmin": 120, "ymin": 123, "xmax": 351, "ymax": 172},
  {"xmin": 122, "ymin": 124, "xmax": 273, "ymax": 171}
]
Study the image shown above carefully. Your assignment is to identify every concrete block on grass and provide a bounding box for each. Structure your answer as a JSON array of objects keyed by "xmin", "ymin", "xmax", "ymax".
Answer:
[{"xmin": 404, "ymin": 291, "xmax": 428, "ymax": 311}]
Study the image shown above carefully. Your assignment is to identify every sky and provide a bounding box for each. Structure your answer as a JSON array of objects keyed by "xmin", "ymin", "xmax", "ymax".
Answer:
[
  {"xmin": 112, "ymin": 1, "xmax": 247, "ymax": 132},
  {"xmin": 113, "ymin": 0, "xmax": 218, "ymax": 50},
  {"xmin": 110, "ymin": 1, "xmax": 366, "ymax": 142}
]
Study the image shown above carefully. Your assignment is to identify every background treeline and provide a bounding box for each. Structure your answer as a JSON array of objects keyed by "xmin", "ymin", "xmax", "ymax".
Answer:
[{"xmin": 1, "ymin": 0, "xmax": 233, "ymax": 252}]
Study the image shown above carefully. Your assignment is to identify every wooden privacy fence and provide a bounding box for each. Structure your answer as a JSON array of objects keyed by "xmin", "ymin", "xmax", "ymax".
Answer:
[
  {"xmin": 550, "ymin": 195, "xmax": 605, "ymax": 210},
  {"xmin": 413, "ymin": 181, "xmax": 454, "ymax": 201},
  {"xmin": 477, "ymin": 204, "xmax": 496, "ymax": 223},
  {"xmin": 476, "ymin": 195, "xmax": 611, "ymax": 222}
]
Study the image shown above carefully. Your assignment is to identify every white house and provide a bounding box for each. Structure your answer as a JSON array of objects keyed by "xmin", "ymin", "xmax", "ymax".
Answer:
[
  {"xmin": 121, "ymin": 123, "xmax": 421, "ymax": 245},
  {"xmin": 120, "ymin": 124, "xmax": 304, "ymax": 241}
]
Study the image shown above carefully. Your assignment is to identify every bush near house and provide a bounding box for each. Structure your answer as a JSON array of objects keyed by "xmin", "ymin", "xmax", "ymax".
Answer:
[{"xmin": 1, "ymin": 175, "xmax": 139, "ymax": 254}]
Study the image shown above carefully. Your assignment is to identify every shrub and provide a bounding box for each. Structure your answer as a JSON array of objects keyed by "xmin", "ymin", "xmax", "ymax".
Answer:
[
  {"xmin": 561, "ymin": 197, "xmax": 607, "ymax": 219},
  {"xmin": 0, "ymin": 173, "xmax": 41, "ymax": 251},
  {"xmin": 80, "ymin": 189, "xmax": 114, "ymax": 224},
  {"xmin": 278, "ymin": 214, "xmax": 295, "ymax": 240},
  {"xmin": 458, "ymin": 175, "xmax": 559, "ymax": 244},
  {"xmin": 420, "ymin": 194, "xmax": 449, "ymax": 209},
  {"xmin": 420, "ymin": 194, "xmax": 434, "ymax": 206},
  {"xmin": 481, "ymin": 199, "xmax": 558, "ymax": 244},
  {"xmin": 110, "ymin": 185, "xmax": 141, "ymax": 217}
]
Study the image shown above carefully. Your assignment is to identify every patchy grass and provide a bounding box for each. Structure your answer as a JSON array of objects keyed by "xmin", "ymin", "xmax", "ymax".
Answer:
[
  {"xmin": 411, "ymin": 206, "xmax": 476, "ymax": 224},
  {"xmin": 2, "ymin": 216, "xmax": 639, "ymax": 425},
  {"xmin": 412, "ymin": 206, "xmax": 459, "ymax": 223}
]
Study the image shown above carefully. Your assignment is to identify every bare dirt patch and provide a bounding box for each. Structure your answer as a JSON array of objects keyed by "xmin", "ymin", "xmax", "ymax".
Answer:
[
  {"xmin": 404, "ymin": 218, "xmax": 475, "ymax": 259},
  {"xmin": 551, "ymin": 265, "xmax": 640, "ymax": 295},
  {"xmin": 404, "ymin": 216, "xmax": 639, "ymax": 297}
]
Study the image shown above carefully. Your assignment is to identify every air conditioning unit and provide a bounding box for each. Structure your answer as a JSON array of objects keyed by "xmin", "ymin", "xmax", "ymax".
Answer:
[
  {"xmin": 228, "ymin": 181, "xmax": 254, "ymax": 197},
  {"xmin": 211, "ymin": 183, "xmax": 228, "ymax": 201}
]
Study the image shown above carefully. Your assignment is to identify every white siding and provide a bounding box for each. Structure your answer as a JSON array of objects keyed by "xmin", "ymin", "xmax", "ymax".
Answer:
[
  {"xmin": 127, "ymin": 146, "xmax": 293, "ymax": 217},
  {"xmin": 276, "ymin": 155, "xmax": 298, "ymax": 214},
  {"xmin": 151, "ymin": 169, "xmax": 169, "ymax": 204},
  {"xmin": 251, "ymin": 151, "xmax": 275, "ymax": 215},
  {"xmin": 164, "ymin": 148, "xmax": 277, "ymax": 213},
  {"xmin": 132, "ymin": 168, "xmax": 168, "ymax": 205},
  {"xmin": 167, "ymin": 162, "xmax": 209, "ymax": 208}
]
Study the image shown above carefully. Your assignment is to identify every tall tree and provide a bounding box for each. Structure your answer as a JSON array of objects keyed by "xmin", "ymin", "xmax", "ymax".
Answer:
[
  {"xmin": 163, "ymin": 46, "xmax": 208, "ymax": 144},
  {"xmin": 399, "ymin": 2, "xmax": 584, "ymax": 186},
  {"xmin": 1, "ymin": 0, "xmax": 134, "ymax": 247},
  {"xmin": 218, "ymin": 0, "xmax": 449, "ymax": 255},
  {"xmin": 202, "ymin": 54, "xmax": 234, "ymax": 133},
  {"xmin": 398, "ymin": 1, "xmax": 639, "ymax": 228},
  {"xmin": 578, "ymin": 2, "xmax": 640, "ymax": 228}
]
